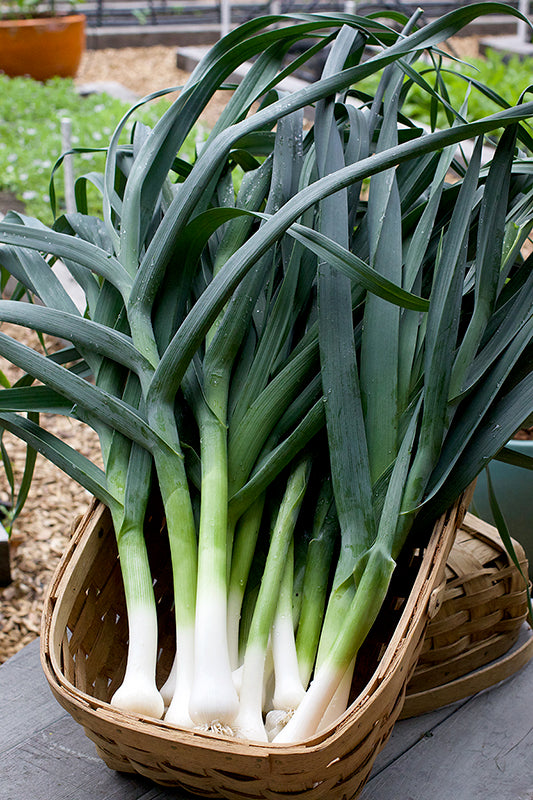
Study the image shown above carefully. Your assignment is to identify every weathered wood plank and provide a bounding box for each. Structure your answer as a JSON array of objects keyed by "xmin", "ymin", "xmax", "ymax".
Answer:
[
  {"xmin": 368, "ymin": 698, "xmax": 467, "ymax": 774},
  {"xmin": 2, "ymin": 718, "xmax": 202, "ymax": 800},
  {"xmin": 3, "ymin": 716, "xmax": 156, "ymax": 800},
  {"xmin": 361, "ymin": 657, "xmax": 533, "ymax": 800},
  {"xmin": 0, "ymin": 638, "xmax": 65, "ymax": 753}
]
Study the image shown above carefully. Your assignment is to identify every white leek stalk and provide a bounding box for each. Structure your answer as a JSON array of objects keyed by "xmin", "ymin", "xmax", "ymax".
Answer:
[
  {"xmin": 165, "ymin": 625, "xmax": 195, "ymax": 728},
  {"xmin": 110, "ymin": 523, "xmax": 164, "ymax": 719},
  {"xmin": 233, "ymin": 641, "xmax": 270, "ymax": 742},
  {"xmin": 274, "ymin": 544, "xmax": 395, "ymax": 743},
  {"xmin": 107, "ymin": 440, "xmax": 165, "ymax": 719},
  {"xmin": 111, "ymin": 603, "xmax": 164, "ymax": 719},
  {"xmin": 188, "ymin": 389, "xmax": 239, "ymax": 729},
  {"xmin": 159, "ymin": 458, "xmax": 198, "ymax": 730},
  {"xmin": 270, "ymin": 541, "xmax": 305, "ymax": 716},
  {"xmin": 317, "ymin": 657, "xmax": 355, "ymax": 733},
  {"xmin": 160, "ymin": 651, "xmax": 178, "ymax": 707},
  {"xmin": 233, "ymin": 460, "xmax": 311, "ymax": 741}
]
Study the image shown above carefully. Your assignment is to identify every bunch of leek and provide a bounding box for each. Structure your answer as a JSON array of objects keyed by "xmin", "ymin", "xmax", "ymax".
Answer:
[{"xmin": 0, "ymin": 2, "xmax": 532, "ymax": 744}]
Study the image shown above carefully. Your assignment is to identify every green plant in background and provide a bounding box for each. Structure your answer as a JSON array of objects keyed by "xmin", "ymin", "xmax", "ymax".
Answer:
[
  {"xmin": 131, "ymin": 8, "xmax": 149, "ymax": 25},
  {"xmin": 0, "ymin": 76, "xmax": 177, "ymax": 223},
  {"xmin": 0, "ymin": 0, "xmax": 80, "ymax": 20},
  {"xmin": 413, "ymin": 47, "xmax": 533, "ymax": 126},
  {"xmin": 357, "ymin": 46, "xmax": 533, "ymax": 131},
  {"xmin": 0, "ymin": 2, "xmax": 532, "ymax": 745}
]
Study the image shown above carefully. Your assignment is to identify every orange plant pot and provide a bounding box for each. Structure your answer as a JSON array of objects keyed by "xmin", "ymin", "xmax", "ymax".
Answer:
[{"xmin": 0, "ymin": 14, "xmax": 86, "ymax": 81}]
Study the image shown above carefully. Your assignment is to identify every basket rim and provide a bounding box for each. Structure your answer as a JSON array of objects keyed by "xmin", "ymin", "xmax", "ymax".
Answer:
[
  {"xmin": 459, "ymin": 512, "xmax": 528, "ymax": 563},
  {"xmin": 40, "ymin": 491, "xmax": 470, "ymax": 755}
]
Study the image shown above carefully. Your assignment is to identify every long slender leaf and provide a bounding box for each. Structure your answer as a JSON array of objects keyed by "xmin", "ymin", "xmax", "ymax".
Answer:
[
  {"xmin": 0, "ymin": 301, "xmax": 153, "ymax": 384},
  {"xmin": 228, "ymin": 398, "xmax": 324, "ymax": 523},
  {"xmin": 0, "ymin": 411, "xmax": 120, "ymax": 512},
  {"xmin": 0, "ymin": 331, "xmax": 173, "ymax": 457},
  {"xmin": 451, "ymin": 124, "xmax": 519, "ymax": 396},
  {"xmin": 287, "ymin": 224, "xmax": 429, "ymax": 311},
  {"xmin": 420, "ymin": 369, "xmax": 533, "ymax": 523},
  {"xmin": 147, "ymin": 101, "xmax": 533, "ymax": 409},
  {"xmin": 137, "ymin": 4, "xmax": 532, "ymax": 316},
  {"xmin": 0, "ymin": 222, "xmax": 132, "ymax": 299},
  {"xmin": 0, "ymin": 385, "xmax": 83, "ymax": 415},
  {"xmin": 315, "ymin": 25, "xmax": 377, "ymax": 588}
]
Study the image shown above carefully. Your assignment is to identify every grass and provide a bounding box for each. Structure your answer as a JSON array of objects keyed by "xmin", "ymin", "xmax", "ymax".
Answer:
[
  {"xmin": 411, "ymin": 48, "xmax": 533, "ymax": 122},
  {"xmin": 0, "ymin": 75, "xmax": 196, "ymax": 223}
]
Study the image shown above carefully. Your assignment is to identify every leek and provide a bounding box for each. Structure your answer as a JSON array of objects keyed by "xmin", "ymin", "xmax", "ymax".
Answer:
[{"xmin": 0, "ymin": 3, "xmax": 531, "ymax": 745}]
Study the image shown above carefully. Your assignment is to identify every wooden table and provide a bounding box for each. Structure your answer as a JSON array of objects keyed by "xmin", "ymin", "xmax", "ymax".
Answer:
[{"xmin": 2, "ymin": 637, "xmax": 532, "ymax": 800}]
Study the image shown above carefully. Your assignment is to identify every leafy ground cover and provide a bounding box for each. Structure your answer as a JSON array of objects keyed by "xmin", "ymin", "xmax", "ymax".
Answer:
[
  {"xmin": 409, "ymin": 47, "xmax": 533, "ymax": 124},
  {"xmin": 0, "ymin": 75, "xmax": 177, "ymax": 223},
  {"xmin": 356, "ymin": 46, "xmax": 533, "ymax": 129}
]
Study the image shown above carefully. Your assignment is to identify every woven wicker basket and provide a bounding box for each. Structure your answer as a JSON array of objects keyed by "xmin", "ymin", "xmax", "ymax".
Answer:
[
  {"xmin": 403, "ymin": 512, "xmax": 532, "ymax": 718},
  {"xmin": 40, "ymin": 491, "xmax": 471, "ymax": 800}
]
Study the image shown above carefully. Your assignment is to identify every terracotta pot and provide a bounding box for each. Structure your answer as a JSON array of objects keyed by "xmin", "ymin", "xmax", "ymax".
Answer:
[{"xmin": 0, "ymin": 14, "xmax": 86, "ymax": 81}]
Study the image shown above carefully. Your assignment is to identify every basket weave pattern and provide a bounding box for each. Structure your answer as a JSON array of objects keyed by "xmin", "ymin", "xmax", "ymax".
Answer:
[
  {"xmin": 41, "ymin": 494, "xmax": 470, "ymax": 800},
  {"xmin": 407, "ymin": 512, "xmax": 530, "ymax": 699}
]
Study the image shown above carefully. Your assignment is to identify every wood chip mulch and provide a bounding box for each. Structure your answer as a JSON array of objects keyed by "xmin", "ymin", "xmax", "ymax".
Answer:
[{"xmin": 75, "ymin": 44, "xmax": 233, "ymax": 129}]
